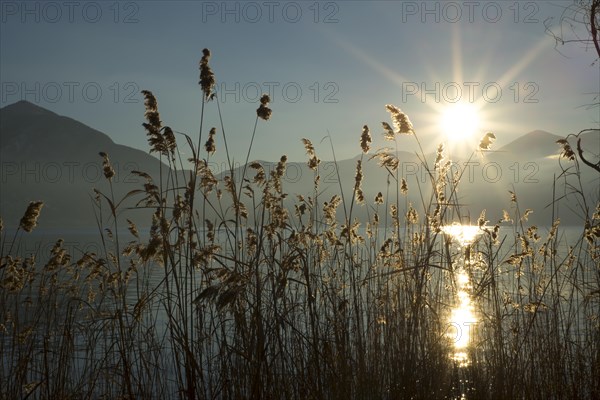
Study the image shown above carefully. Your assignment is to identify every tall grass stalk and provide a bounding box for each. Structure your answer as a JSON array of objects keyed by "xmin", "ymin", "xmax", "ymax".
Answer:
[{"xmin": 1, "ymin": 50, "xmax": 598, "ymax": 399}]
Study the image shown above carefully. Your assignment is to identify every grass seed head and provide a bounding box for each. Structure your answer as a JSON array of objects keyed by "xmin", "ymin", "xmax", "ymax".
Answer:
[
  {"xmin": 99, "ymin": 152, "xmax": 115, "ymax": 180},
  {"xmin": 199, "ymin": 48, "xmax": 216, "ymax": 100},
  {"xmin": 401, "ymin": 178, "xmax": 408, "ymax": 195},
  {"xmin": 360, "ymin": 125, "xmax": 371, "ymax": 153},
  {"xmin": 205, "ymin": 127, "xmax": 216, "ymax": 155},
  {"xmin": 302, "ymin": 138, "xmax": 320, "ymax": 170},
  {"xmin": 479, "ymin": 132, "xmax": 496, "ymax": 151},
  {"xmin": 556, "ymin": 138, "xmax": 576, "ymax": 160},
  {"xmin": 354, "ymin": 160, "xmax": 364, "ymax": 195},
  {"xmin": 385, "ymin": 104, "xmax": 414, "ymax": 134},
  {"xmin": 382, "ymin": 122, "xmax": 395, "ymax": 141},
  {"xmin": 141, "ymin": 90, "xmax": 167, "ymax": 154},
  {"xmin": 19, "ymin": 201, "xmax": 44, "ymax": 233},
  {"xmin": 257, "ymin": 94, "xmax": 272, "ymax": 120}
]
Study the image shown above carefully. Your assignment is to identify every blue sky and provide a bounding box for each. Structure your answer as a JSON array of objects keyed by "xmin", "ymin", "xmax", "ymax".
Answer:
[{"xmin": 1, "ymin": 1, "xmax": 598, "ymax": 169}]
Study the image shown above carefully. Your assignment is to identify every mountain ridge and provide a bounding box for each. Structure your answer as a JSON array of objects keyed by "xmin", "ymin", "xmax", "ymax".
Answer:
[
  {"xmin": 1, "ymin": 101, "xmax": 585, "ymax": 163},
  {"xmin": 1, "ymin": 101, "xmax": 597, "ymax": 228}
]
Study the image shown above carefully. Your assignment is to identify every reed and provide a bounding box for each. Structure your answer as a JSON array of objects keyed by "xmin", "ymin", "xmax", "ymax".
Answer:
[{"xmin": 0, "ymin": 50, "xmax": 598, "ymax": 399}]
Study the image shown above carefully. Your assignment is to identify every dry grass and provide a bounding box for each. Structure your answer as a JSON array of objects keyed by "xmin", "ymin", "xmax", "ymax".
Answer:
[{"xmin": 1, "ymin": 50, "xmax": 598, "ymax": 400}]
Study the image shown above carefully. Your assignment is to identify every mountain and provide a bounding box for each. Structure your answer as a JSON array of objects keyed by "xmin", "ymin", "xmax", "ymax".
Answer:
[
  {"xmin": 496, "ymin": 130, "xmax": 564, "ymax": 158},
  {"xmin": 1, "ymin": 101, "xmax": 598, "ymax": 232},
  {"xmin": 1, "ymin": 101, "xmax": 171, "ymax": 229},
  {"xmin": 1, "ymin": 100, "xmax": 163, "ymax": 166}
]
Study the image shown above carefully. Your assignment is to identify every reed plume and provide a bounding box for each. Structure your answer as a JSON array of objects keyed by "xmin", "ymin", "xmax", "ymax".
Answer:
[
  {"xmin": 257, "ymin": 94, "xmax": 272, "ymax": 121},
  {"xmin": 360, "ymin": 125, "xmax": 371, "ymax": 153},
  {"xmin": 19, "ymin": 200, "xmax": 43, "ymax": 233},
  {"xmin": 385, "ymin": 104, "xmax": 414, "ymax": 134},
  {"xmin": 478, "ymin": 132, "xmax": 496, "ymax": 150},
  {"xmin": 199, "ymin": 48, "xmax": 216, "ymax": 100}
]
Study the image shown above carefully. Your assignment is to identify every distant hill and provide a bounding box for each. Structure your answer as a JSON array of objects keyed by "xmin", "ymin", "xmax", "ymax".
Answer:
[
  {"xmin": 1, "ymin": 101, "xmax": 598, "ymax": 231},
  {"xmin": 1, "ymin": 101, "xmax": 171, "ymax": 229},
  {"xmin": 496, "ymin": 130, "xmax": 564, "ymax": 158},
  {"xmin": 1, "ymin": 100, "xmax": 165, "ymax": 167}
]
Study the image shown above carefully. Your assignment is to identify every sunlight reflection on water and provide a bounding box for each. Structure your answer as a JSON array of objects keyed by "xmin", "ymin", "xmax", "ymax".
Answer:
[
  {"xmin": 442, "ymin": 224, "xmax": 483, "ymax": 369},
  {"xmin": 441, "ymin": 224, "xmax": 483, "ymax": 248}
]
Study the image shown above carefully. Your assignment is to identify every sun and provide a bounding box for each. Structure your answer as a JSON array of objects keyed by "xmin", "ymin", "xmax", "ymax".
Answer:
[{"xmin": 439, "ymin": 103, "xmax": 481, "ymax": 142}]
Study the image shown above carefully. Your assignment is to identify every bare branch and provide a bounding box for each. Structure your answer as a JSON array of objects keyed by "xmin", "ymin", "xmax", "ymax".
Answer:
[{"xmin": 576, "ymin": 137, "xmax": 600, "ymax": 173}]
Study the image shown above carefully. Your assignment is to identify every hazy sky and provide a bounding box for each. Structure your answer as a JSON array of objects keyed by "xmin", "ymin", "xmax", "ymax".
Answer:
[{"xmin": 1, "ymin": 1, "xmax": 598, "ymax": 169}]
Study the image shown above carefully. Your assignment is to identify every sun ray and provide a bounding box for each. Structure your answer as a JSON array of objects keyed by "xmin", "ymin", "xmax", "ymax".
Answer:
[
  {"xmin": 331, "ymin": 20, "xmax": 551, "ymax": 157},
  {"xmin": 326, "ymin": 31, "xmax": 413, "ymax": 89},
  {"xmin": 452, "ymin": 25, "xmax": 464, "ymax": 86},
  {"xmin": 474, "ymin": 37, "xmax": 551, "ymax": 110}
]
